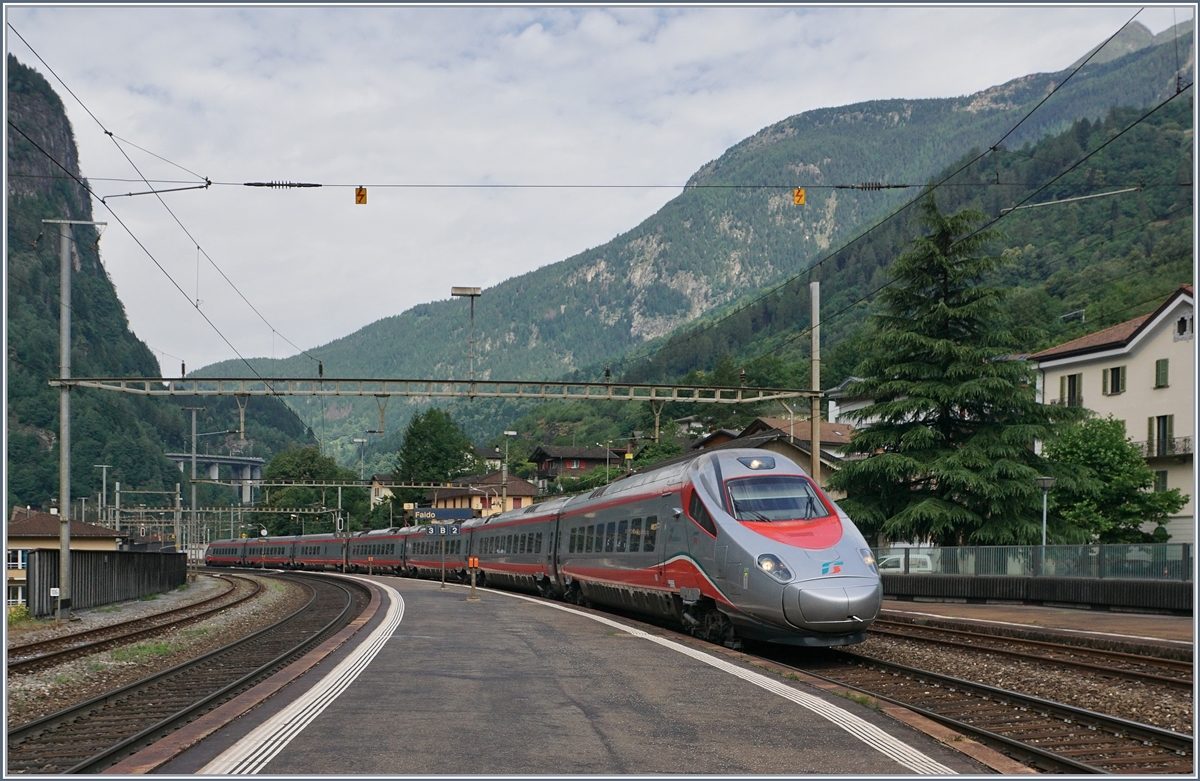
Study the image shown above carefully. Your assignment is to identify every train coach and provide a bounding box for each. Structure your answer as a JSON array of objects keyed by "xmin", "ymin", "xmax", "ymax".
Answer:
[{"xmin": 203, "ymin": 447, "xmax": 880, "ymax": 648}]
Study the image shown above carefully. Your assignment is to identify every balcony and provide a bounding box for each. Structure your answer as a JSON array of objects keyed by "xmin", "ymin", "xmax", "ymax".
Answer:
[
  {"xmin": 1136, "ymin": 437, "xmax": 1193, "ymax": 458},
  {"xmin": 1049, "ymin": 395, "xmax": 1084, "ymax": 407}
]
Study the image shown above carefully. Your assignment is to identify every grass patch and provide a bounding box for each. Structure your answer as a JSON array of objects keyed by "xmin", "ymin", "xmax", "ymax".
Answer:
[
  {"xmin": 270, "ymin": 581, "xmax": 285, "ymax": 593},
  {"xmin": 176, "ymin": 582, "xmax": 190, "ymax": 592},
  {"xmin": 111, "ymin": 641, "xmax": 175, "ymax": 663},
  {"xmin": 54, "ymin": 674, "xmax": 75, "ymax": 684},
  {"xmin": 840, "ymin": 691, "xmax": 881, "ymax": 711},
  {"xmin": 178, "ymin": 627, "xmax": 210, "ymax": 639},
  {"xmin": 98, "ymin": 604, "xmax": 123, "ymax": 613},
  {"xmin": 7, "ymin": 604, "xmax": 32, "ymax": 627},
  {"xmin": 87, "ymin": 662, "xmax": 105, "ymax": 673},
  {"xmin": 138, "ymin": 593, "xmax": 161, "ymax": 602}
]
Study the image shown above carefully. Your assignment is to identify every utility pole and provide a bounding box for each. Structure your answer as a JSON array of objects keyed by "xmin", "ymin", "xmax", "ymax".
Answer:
[
  {"xmin": 181, "ymin": 407, "xmax": 205, "ymax": 573},
  {"xmin": 810, "ymin": 280, "xmax": 821, "ymax": 487},
  {"xmin": 45, "ymin": 218, "xmax": 105, "ymax": 621},
  {"xmin": 94, "ymin": 464, "xmax": 111, "ymax": 526}
]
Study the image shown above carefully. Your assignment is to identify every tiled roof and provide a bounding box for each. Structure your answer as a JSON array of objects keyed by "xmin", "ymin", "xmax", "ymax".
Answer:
[
  {"xmin": 1029, "ymin": 284, "xmax": 1193, "ymax": 361},
  {"xmin": 741, "ymin": 417, "xmax": 856, "ymax": 445},
  {"xmin": 529, "ymin": 445, "xmax": 621, "ymax": 460},
  {"xmin": 7, "ymin": 508, "xmax": 124, "ymax": 538}
]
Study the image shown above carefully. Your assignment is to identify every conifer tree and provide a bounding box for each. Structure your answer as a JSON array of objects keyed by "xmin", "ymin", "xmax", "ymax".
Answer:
[{"xmin": 827, "ymin": 194, "xmax": 1084, "ymax": 546}]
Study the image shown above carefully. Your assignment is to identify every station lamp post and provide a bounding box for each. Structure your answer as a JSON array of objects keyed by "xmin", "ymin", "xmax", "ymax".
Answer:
[
  {"xmin": 353, "ymin": 437, "xmax": 368, "ymax": 481},
  {"xmin": 501, "ymin": 430, "xmax": 516, "ymax": 512},
  {"xmin": 1035, "ymin": 476, "xmax": 1058, "ymax": 560}
]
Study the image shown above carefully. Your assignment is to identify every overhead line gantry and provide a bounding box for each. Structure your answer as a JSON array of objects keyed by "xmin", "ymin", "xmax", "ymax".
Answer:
[{"xmin": 51, "ymin": 377, "xmax": 821, "ymax": 441}]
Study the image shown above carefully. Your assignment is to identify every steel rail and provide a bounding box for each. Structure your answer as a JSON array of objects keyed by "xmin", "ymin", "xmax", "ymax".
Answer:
[
  {"xmin": 7, "ymin": 575, "xmax": 258, "ymax": 674},
  {"xmin": 49, "ymin": 376, "xmax": 819, "ymax": 403},
  {"xmin": 784, "ymin": 651, "xmax": 1193, "ymax": 774},
  {"xmin": 6, "ymin": 573, "xmax": 365, "ymax": 774},
  {"xmin": 869, "ymin": 620, "xmax": 1193, "ymax": 689}
]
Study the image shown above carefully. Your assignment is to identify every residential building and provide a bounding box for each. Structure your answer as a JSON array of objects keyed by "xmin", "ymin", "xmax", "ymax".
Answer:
[
  {"xmin": 1029, "ymin": 284, "xmax": 1194, "ymax": 543},
  {"xmin": 370, "ymin": 473, "xmax": 394, "ymax": 507},
  {"xmin": 423, "ymin": 471, "xmax": 538, "ymax": 516},
  {"xmin": 529, "ymin": 445, "xmax": 627, "ymax": 489},
  {"xmin": 475, "ymin": 446, "xmax": 503, "ymax": 472},
  {"xmin": 6, "ymin": 507, "xmax": 124, "ymax": 606},
  {"xmin": 736, "ymin": 417, "xmax": 858, "ymax": 459}
]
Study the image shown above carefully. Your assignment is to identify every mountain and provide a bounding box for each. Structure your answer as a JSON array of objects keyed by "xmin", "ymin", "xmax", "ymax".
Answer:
[
  {"xmin": 196, "ymin": 25, "xmax": 1192, "ymax": 452},
  {"xmin": 6, "ymin": 56, "xmax": 314, "ymax": 513}
]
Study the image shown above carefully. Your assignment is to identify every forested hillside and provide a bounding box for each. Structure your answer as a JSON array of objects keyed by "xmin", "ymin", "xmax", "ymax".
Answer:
[
  {"xmin": 6, "ymin": 56, "xmax": 314, "ymax": 512},
  {"xmin": 199, "ymin": 23, "xmax": 1192, "ymax": 461},
  {"xmin": 623, "ymin": 99, "xmax": 1194, "ymax": 389}
]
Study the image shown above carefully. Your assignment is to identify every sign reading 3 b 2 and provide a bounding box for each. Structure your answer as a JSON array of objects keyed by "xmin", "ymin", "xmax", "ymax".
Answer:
[{"xmin": 424, "ymin": 524, "xmax": 460, "ymax": 535}]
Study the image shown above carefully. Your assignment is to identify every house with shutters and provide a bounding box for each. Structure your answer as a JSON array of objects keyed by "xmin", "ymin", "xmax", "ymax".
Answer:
[{"xmin": 1029, "ymin": 284, "xmax": 1194, "ymax": 543}]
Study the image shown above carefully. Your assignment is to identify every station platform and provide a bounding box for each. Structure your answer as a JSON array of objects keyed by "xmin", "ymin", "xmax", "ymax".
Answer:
[
  {"xmin": 115, "ymin": 575, "xmax": 1015, "ymax": 775},
  {"xmin": 881, "ymin": 598, "xmax": 1194, "ymax": 657}
]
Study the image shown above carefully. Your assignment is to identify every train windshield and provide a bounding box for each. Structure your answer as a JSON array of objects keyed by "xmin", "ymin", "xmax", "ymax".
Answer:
[{"xmin": 725, "ymin": 476, "xmax": 830, "ymax": 522}]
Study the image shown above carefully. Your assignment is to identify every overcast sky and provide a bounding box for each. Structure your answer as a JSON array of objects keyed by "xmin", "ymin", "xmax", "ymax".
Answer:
[{"xmin": 5, "ymin": 5, "xmax": 1192, "ymax": 371}]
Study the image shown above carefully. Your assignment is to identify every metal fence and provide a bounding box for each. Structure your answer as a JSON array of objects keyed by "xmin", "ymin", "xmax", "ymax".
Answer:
[
  {"xmin": 873, "ymin": 543, "xmax": 1193, "ymax": 581},
  {"xmin": 25, "ymin": 550, "xmax": 187, "ymax": 618}
]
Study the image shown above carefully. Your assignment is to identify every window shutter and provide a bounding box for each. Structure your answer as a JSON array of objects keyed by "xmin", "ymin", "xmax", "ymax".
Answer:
[
  {"xmin": 1060, "ymin": 375, "xmax": 1067, "ymax": 403},
  {"xmin": 1148, "ymin": 417, "xmax": 1155, "ymax": 450},
  {"xmin": 1118, "ymin": 366, "xmax": 1126, "ymax": 393},
  {"xmin": 1167, "ymin": 415, "xmax": 1174, "ymax": 443},
  {"xmin": 1156, "ymin": 359, "xmax": 1169, "ymax": 388},
  {"xmin": 1101, "ymin": 368, "xmax": 1110, "ymax": 395}
]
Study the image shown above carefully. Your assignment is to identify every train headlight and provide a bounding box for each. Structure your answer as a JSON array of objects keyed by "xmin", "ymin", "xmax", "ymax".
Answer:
[
  {"xmin": 859, "ymin": 548, "xmax": 878, "ymax": 574},
  {"xmin": 756, "ymin": 553, "xmax": 793, "ymax": 583}
]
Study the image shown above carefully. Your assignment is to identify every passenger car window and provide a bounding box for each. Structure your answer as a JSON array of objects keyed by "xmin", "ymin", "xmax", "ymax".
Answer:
[
  {"xmin": 585, "ymin": 525, "xmax": 594, "ymax": 553},
  {"xmin": 644, "ymin": 516, "xmax": 657, "ymax": 552},
  {"xmin": 605, "ymin": 522, "xmax": 615, "ymax": 553},
  {"xmin": 536, "ymin": 532, "xmax": 543, "ymax": 553},
  {"xmin": 616, "ymin": 520, "xmax": 628, "ymax": 552},
  {"xmin": 629, "ymin": 518, "xmax": 641, "ymax": 552}
]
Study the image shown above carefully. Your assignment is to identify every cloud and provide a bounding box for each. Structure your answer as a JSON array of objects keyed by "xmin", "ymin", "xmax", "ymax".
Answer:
[{"xmin": 6, "ymin": 5, "xmax": 1191, "ymax": 368}]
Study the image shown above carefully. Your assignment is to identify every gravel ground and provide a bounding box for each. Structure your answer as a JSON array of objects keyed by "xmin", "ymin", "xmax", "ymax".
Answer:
[
  {"xmin": 856, "ymin": 634, "xmax": 1193, "ymax": 734},
  {"xmin": 6, "ymin": 572, "xmax": 309, "ymax": 729}
]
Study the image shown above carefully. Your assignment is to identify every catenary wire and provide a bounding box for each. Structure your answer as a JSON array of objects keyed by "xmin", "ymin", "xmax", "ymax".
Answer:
[
  {"xmin": 615, "ymin": 9, "xmax": 1150, "ymax": 370},
  {"xmin": 752, "ymin": 85, "xmax": 1192, "ymax": 366},
  {"xmin": 8, "ymin": 23, "xmax": 321, "ymax": 369}
]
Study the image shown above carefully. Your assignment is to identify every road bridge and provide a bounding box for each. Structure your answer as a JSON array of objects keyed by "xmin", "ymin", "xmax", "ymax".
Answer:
[{"xmin": 165, "ymin": 453, "xmax": 263, "ymax": 504}]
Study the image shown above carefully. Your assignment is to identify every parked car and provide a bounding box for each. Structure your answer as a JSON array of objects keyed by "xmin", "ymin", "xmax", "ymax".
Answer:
[{"xmin": 877, "ymin": 552, "xmax": 934, "ymax": 574}]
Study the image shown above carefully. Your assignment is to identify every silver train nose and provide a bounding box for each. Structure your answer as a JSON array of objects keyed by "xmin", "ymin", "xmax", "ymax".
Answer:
[{"xmin": 782, "ymin": 578, "xmax": 882, "ymax": 632}]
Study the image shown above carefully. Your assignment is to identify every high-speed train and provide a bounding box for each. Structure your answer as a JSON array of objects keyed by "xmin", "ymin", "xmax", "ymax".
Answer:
[{"xmin": 205, "ymin": 448, "xmax": 881, "ymax": 647}]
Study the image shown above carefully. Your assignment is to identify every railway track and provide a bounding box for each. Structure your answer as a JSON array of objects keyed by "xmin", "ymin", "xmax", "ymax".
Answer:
[
  {"xmin": 869, "ymin": 618, "xmax": 1193, "ymax": 690},
  {"xmin": 6, "ymin": 573, "xmax": 368, "ymax": 775},
  {"xmin": 7, "ymin": 574, "xmax": 261, "ymax": 675},
  {"xmin": 773, "ymin": 650, "xmax": 1193, "ymax": 774}
]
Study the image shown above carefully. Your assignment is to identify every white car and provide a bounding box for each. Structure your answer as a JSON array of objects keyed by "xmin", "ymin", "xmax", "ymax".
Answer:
[{"xmin": 877, "ymin": 552, "xmax": 934, "ymax": 574}]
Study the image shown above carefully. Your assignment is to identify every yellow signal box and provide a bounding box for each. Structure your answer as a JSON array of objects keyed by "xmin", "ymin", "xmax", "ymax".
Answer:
[{"xmin": 355, "ymin": 187, "xmax": 367, "ymax": 204}]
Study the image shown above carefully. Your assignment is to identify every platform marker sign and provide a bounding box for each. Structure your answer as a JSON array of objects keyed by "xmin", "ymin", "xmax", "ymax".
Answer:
[{"xmin": 424, "ymin": 524, "xmax": 460, "ymax": 535}]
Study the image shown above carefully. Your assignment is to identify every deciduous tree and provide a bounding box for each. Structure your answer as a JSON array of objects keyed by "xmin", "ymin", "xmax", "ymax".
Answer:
[{"xmin": 1044, "ymin": 416, "xmax": 1186, "ymax": 543}]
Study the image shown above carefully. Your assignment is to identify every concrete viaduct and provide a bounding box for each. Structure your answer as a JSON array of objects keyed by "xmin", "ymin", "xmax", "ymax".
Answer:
[{"xmin": 165, "ymin": 454, "xmax": 264, "ymax": 504}]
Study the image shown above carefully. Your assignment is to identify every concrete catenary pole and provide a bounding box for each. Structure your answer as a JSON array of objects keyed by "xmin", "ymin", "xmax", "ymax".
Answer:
[
  {"xmin": 810, "ymin": 280, "xmax": 821, "ymax": 487},
  {"xmin": 47, "ymin": 218, "xmax": 105, "ymax": 620}
]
